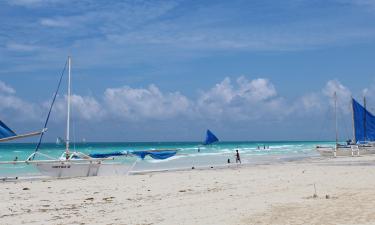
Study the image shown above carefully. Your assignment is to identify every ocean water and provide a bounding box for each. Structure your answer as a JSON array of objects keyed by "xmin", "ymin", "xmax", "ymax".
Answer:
[{"xmin": 0, "ymin": 141, "xmax": 332, "ymax": 177}]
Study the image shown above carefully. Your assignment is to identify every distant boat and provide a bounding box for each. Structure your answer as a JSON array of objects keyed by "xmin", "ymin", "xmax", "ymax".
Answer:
[
  {"xmin": 316, "ymin": 94, "xmax": 375, "ymax": 156},
  {"xmin": 203, "ymin": 129, "xmax": 219, "ymax": 145},
  {"xmin": 55, "ymin": 137, "xmax": 65, "ymax": 145}
]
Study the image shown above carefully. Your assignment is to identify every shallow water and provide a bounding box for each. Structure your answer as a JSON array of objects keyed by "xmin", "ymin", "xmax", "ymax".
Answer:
[{"xmin": 0, "ymin": 141, "xmax": 332, "ymax": 177}]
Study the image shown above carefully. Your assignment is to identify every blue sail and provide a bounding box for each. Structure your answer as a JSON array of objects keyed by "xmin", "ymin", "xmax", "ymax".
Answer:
[
  {"xmin": 352, "ymin": 98, "xmax": 375, "ymax": 142},
  {"xmin": 0, "ymin": 120, "xmax": 16, "ymax": 139},
  {"xmin": 203, "ymin": 129, "xmax": 219, "ymax": 145}
]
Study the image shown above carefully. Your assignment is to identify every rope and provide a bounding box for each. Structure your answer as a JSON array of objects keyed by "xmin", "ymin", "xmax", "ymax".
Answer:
[{"xmin": 32, "ymin": 60, "xmax": 67, "ymax": 160}]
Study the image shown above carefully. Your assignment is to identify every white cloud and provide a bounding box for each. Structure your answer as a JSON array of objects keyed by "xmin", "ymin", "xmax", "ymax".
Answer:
[
  {"xmin": 40, "ymin": 18, "xmax": 69, "ymax": 27},
  {"xmin": 7, "ymin": 0, "xmax": 60, "ymax": 7},
  {"xmin": 0, "ymin": 81, "xmax": 16, "ymax": 94},
  {"xmin": 6, "ymin": 43, "xmax": 39, "ymax": 52},
  {"xmin": 196, "ymin": 77, "xmax": 287, "ymax": 121},
  {"xmin": 0, "ymin": 81, "xmax": 41, "ymax": 121},
  {"xmin": 104, "ymin": 84, "xmax": 191, "ymax": 120},
  {"xmin": 322, "ymin": 80, "xmax": 352, "ymax": 113},
  {"xmin": 52, "ymin": 94, "xmax": 105, "ymax": 121}
]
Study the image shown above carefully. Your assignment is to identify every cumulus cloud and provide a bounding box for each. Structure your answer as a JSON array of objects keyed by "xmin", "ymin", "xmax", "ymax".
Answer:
[
  {"xmin": 0, "ymin": 80, "xmax": 41, "ymax": 121},
  {"xmin": 104, "ymin": 84, "xmax": 191, "ymax": 120},
  {"xmin": 196, "ymin": 77, "xmax": 287, "ymax": 121},
  {"xmin": 0, "ymin": 77, "xmax": 369, "ymax": 131},
  {"xmin": 0, "ymin": 81, "xmax": 16, "ymax": 94},
  {"xmin": 322, "ymin": 80, "xmax": 352, "ymax": 113},
  {"xmin": 52, "ymin": 94, "xmax": 105, "ymax": 121}
]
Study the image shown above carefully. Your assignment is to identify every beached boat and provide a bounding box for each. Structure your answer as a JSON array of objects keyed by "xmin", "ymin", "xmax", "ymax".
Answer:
[
  {"xmin": 27, "ymin": 56, "xmax": 178, "ymax": 177},
  {"xmin": 316, "ymin": 93, "xmax": 375, "ymax": 157},
  {"xmin": 17, "ymin": 57, "xmax": 135, "ymax": 177}
]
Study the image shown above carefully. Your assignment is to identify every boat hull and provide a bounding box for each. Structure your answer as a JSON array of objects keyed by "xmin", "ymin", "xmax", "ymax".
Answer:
[
  {"xmin": 35, "ymin": 162, "xmax": 132, "ymax": 177},
  {"xmin": 316, "ymin": 145, "xmax": 375, "ymax": 157}
]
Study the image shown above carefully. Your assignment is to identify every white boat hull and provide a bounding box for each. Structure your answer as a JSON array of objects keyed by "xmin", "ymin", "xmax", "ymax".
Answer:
[
  {"xmin": 36, "ymin": 161, "xmax": 132, "ymax": 177},
  {"xmin": 316, "ymin": 145, "xmax": 375, "ymax": 157}
]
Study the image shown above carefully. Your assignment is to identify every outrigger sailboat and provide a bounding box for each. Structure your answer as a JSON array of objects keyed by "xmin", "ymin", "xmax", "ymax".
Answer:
[
  {"xmin": 0, "ymin": 57, "xmax": 177, "ymax": 177},
  {"xmin": 0, "ymin": 56, "xmax": 178, "ymax": 178},
  {"xmin": 316, "ymin": 93, "xmax": 375, "ymax": 157}
]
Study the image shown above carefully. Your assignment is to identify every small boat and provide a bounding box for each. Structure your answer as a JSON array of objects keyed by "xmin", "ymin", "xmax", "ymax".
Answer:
[{"xmin": 316, "ymin": 93, "xmax": 375, "ymax": 157}]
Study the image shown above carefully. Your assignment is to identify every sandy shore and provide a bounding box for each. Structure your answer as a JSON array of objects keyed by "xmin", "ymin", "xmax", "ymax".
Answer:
[{"xmin": 2, "ymin": 156, "xmax": 375, "ymax": 225}]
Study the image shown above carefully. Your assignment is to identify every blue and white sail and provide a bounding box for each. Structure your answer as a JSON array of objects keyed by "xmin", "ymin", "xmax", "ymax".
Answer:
[
  {"xmin": 0, "ymin": 120, "xmax": 42, "ymax": 142},
  {"xmin": 352, "ymin": 98, "xmax": 375, "ymax": 143},
  {"xmin": 203, "ymin": 129, "xmax": 219, "ymax": 145},
  {"xmin": 0, "ymin": 120, "xmax": 16, "ymax": 139}
]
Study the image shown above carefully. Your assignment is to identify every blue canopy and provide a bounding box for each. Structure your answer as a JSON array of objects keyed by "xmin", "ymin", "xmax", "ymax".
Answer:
[
  {"xmin": 203, "ymin": 129, "xmax": 219, "ymax": 145},
  {"xmin": 352, "ymin": 98, "xmax": 375, "ymax": 142},
  {"xmin": 131, "ymin": 150, "xmax": 177, "ymax": 160},
  {"xmin": 0, "ymin": 120, "xmax": 16, "ymax": 139}
]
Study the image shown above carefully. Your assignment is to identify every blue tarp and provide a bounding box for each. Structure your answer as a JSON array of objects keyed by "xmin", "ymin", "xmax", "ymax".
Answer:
[
  {"xmin": 352, "ymin": 98, "xmax": 375, "ymax": 142},
  {"xmin": 131, "ymin": 150, "xmax": 177, "ymax": 160},
  {"xmin": 89, "ymin": 151, "xmax": 126, "ymax": 158},
  {"xmin": 89, "ymin": 150, "xmax": 177, "ymax": 160},
  {"xmin": 203, "ymin": 129, "xmax": 219, "ymax": 145},
  {"xmin": 0, "ymin": 120, "xmax": 16, "ymax": 139}
]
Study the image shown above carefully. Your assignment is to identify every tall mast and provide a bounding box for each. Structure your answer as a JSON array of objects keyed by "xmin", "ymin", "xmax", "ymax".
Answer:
[
  {"xmin": 66, "ymin": 56, "xmax": 71, "ymax": 156},
  {"xmin": 351, "ymin": 97, "xmax": 356, "ymax": 144},
  {"xmin": 334, "ymin": 92, "xmax": 338, "ymax": 146}
]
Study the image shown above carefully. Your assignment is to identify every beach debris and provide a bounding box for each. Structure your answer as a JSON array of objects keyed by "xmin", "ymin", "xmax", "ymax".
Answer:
[
  {"xmin": 22, "ymin": 187, "xmax": 30, "ymax": 191},
  {"xmin": 179, "ymin": 190, "xmax": 187, "ymax": 192},
  {"xmin": 325, "ymin": 194, "xmax": 330, "ymax": 199},
  {"xmin": 192, "ymin": 166, "xmax": 195, "ymax": 169},
  {"xmin": 85, "ymin": 197, "xmax": 94, "ymax": 201},
  {"xmin": 103, "ymin": 197, "xmax": 115, "ymax": 201},
  {"xmin": 313, "ymin": 183, "xmax": 318, "ymax": 198}
]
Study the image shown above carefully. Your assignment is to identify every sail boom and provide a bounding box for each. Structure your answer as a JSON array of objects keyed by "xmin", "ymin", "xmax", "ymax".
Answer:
[{"xmin": 0, "ymin": 131, "xmax": 43, "ymax": 142}]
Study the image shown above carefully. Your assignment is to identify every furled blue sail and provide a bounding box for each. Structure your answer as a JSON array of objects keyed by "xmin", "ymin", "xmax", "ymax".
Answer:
[
  {"xmin": 131, "ymin": 150, "xmax": 177, "ymax": 160},
  {"xmin": 89, "ymin": 151, "xmax": 127, "ymax": 158},
  {"xmin": 352, "ymin": 98, "xmax": 375, "ymax": 142},
  {"xmin": 0, "ymin": 120, "xmax": 16, "ymax": 139},
  {"xmin": 203, "ymin": 129, "xmax": 219, "ymax": 145},
  {"xmin": 89, "ymin": 150, "xmax": 177, "ymax": 160}
]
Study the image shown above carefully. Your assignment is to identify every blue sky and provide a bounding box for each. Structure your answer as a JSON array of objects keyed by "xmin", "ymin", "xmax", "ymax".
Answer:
[{"xmin": 1, "ymin": 0, "xmax": 375, "ymax": 142}]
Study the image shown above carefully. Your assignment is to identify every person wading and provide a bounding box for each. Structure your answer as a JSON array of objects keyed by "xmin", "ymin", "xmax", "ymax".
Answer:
[{"xmin": 235, "ymin": 150, "xmax": 241, "ymax": 164}]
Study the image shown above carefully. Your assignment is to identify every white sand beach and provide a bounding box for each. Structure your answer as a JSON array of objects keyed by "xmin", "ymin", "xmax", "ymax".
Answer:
[{"xmin": 2, "ymin": 156, "xmax": 375, "ymax": 225}]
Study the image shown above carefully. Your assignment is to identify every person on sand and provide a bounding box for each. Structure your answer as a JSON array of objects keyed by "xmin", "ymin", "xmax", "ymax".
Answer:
[{"xmin": 235, "ymin": 150, "xmax": 241, "ymax": 164}]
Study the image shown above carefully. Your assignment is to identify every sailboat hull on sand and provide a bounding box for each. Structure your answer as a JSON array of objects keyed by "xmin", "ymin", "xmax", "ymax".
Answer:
[{"xmin": 317, "ymin": 97, "xmax": 375, "ymax": 157}]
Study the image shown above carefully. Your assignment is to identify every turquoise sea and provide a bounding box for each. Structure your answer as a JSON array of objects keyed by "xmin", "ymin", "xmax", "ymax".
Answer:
[{"xmin": 0, "ymin": 141, "xmax": 332, "ymax": 177}]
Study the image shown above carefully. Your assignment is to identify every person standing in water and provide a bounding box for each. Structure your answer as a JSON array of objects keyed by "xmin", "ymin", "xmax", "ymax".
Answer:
[{"xmin": 235, "ymin": 150, "xmax": 241, "ymax": 164}]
